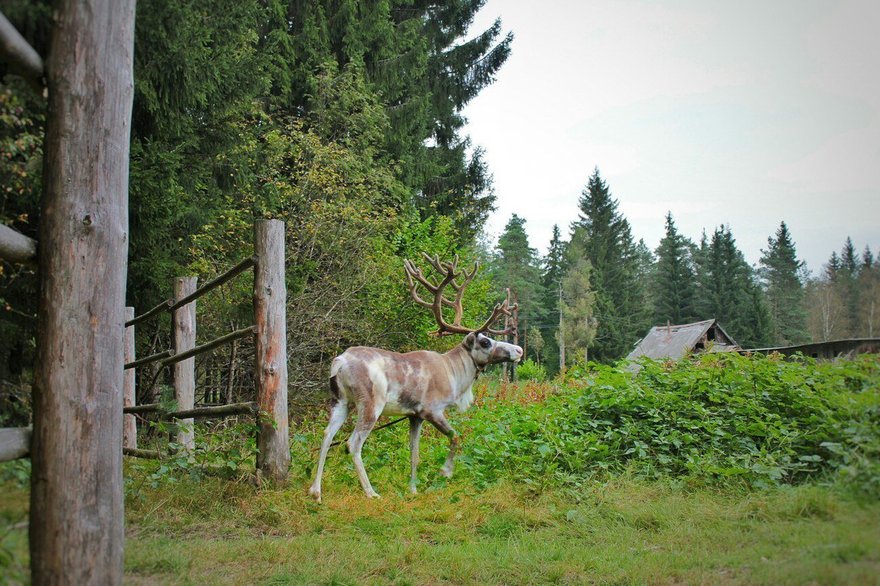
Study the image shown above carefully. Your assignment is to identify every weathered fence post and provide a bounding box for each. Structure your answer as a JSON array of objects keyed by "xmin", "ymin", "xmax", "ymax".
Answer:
[
  {"xmin": 173, "ymin": 277, "xmax": 197, "ymax": 451},
  {"xmin": 123, "ymin": 307, "xmax": 137, "ymax": 450},
  {"xmin": 254, "ymin": 219, "xmax": 289, "ymax": 482},
  {"xmin": 29, "ymin": 0, "xmax": 135, "ymax": 582}
]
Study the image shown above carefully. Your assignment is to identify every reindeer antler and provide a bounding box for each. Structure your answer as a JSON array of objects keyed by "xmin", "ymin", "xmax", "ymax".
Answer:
[{"xmin": 404, "ymin": 253, "xmax": 518, "ymax": 337}]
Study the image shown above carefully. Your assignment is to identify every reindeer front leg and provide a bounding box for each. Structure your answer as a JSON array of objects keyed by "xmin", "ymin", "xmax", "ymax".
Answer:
[
  {"xmin": 424, "ymin": 412, "xmax": 459, "ymax": 478},
  {"xmin": 408, "ymin": 416, "xmax": 424, "ymax": 493}
]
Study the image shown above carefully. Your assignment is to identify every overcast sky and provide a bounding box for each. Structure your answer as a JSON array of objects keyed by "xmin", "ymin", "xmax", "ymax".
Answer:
[{"xmin": 463, "ymin": 0, "xmax": 879, "ymax": 274}]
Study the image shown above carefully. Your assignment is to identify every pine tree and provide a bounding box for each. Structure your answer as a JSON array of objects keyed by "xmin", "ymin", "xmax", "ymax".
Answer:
[
  {"xmin": 653, "ymin": 212, "xmax": 696, "ymax": 325},
  {"xmin": 570, "ymin": 168, "xmax": 647, "ymax": 361},
  {"xmin": 759, "ymin": 221, "xmax": 808, "ymax": 345}
]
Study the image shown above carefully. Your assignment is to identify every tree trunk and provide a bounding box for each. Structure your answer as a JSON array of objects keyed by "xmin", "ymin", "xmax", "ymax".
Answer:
[
  {"xmin": 30, "ymin": 1, "xmax": 135, "ymax": 583},
  {"xmin": 254, "ymin": 219, "xmax": 289, "ymax": 482},
  {"xmin": 173, "ymin": 277, "xmax": 197, "ymax": 451}
]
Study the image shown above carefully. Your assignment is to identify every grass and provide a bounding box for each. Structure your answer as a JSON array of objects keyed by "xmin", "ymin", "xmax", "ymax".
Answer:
[
  {"xmin": 2, "ymin": 471, "xmax": 879, "ymax": 584},
  {"xmin": 2, "ymin": 357, "xmax": 879, "ymax": 584}
]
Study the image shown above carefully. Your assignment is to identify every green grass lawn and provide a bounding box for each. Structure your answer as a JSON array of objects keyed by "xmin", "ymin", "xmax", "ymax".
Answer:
[{"xmin": 3, "ymin": 473, "xmax": 879, "ymax": 585}]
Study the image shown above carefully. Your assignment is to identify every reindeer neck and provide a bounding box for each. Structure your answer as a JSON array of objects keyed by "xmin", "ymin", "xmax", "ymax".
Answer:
[{"xmin": 443, "ymin": 343, "xmax": 479, "ymax": 390}]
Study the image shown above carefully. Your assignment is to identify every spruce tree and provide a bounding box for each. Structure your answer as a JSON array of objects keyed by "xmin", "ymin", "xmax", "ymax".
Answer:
[
  {"xmin": 494, "ymin": 214, "xmax": 546, "ymax": 347},
  {"xmin": 759, "ymin": 221, "xmax": 809, "ymax": 345},
  {"xmin": 694, "ymin": 226, "xmax": 770, "ymax": 348},
  {"xmin": 653, "ymin": 212, "xmax": 696, "ymax": 325},
  {"xmin": 570, "ymin": 168, "xmax": 647, "ymax": 361},
  {"xmin": 540, "ymin": 224, "xmax": 566, "ymax": 371}
]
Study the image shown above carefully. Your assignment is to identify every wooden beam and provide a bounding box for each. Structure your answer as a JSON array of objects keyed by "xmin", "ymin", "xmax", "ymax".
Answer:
[
  {"xmin": 122, "ymin": 403, "xmax": 160, "ymax": 415},
  {"xmin": 168, "ymin": 255, "xmax": 257, "ymax": 312},
  {"xmin": 169, "ymin": 402, "xmax": 257, "ymax": 420},
  {"xmin": 160, "ymin": 326, "xmax": 255, "ymax": 366},
  {"xmin": 122, "ymin": 402, "xmax": 257, "ymax": 420},
  {"xmin": 122, "ymin": 447, "xmax": 162, "ymax": 459},
  {"xmin": 124, "ymin": 348, "xmax": 174, "ymax": 370},
  {"xmin": 254, "ymin": 219, "xmax": 289, "ymax": 482},
  {"xmin": 123, "ymin": 308, "xmax": 137, "ymax": 450},
  {"xmin": 0, "ymin": 427, "xmax": 30, "ymax": 461},
  {"xmin": 173, "ymin": 277, "xmax": 197, "ymax": 451},
  {"xmin": 30, "ymin": 1, "xmax": 135, "ymax": 583},
  {"xmin": 0, "ymin": 223, "xmax": 37, "ymax": 264},
  {"xmin": 125, "ymin": 298, "xmax": 173, "ymax": 328},
  {"xmin": 0, "ymin": 11, "xmax": 44, "ymax": 89}
]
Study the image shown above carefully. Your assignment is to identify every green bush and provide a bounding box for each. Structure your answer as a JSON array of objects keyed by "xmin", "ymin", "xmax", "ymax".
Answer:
[
  {"xmin": 453, "ymin": 353, "xmax": 880, "ymax": 491},
  {"xmin": 516, "ymin": 359, "xmax": 547, "ymax": 382}
]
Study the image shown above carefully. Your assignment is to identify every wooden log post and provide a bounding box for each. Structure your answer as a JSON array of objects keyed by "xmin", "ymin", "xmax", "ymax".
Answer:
[
  {"xmin": 254, "ymin": 219, "xmax": 289, "ymax": 482},
  {"xmin": 173, "ymin": 277, "xmax": 197, "ymax": 451},
  {"xmin": 29, "ymin": 1, "xmax": 136, "ymax": 583},
  {"xmin": 123, "ymin": 307, "xmax": 137, "ymax": 449}
]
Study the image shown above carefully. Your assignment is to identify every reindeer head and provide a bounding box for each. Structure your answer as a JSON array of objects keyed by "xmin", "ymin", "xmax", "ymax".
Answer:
[{"xmin": 464, "ymin": 331, "xmax": 523, "ymax": 367}]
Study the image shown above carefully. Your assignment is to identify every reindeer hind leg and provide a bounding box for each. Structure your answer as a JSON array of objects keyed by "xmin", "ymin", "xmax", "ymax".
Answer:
[
  {"xmin": 309, "ymin": 397, "xmax": 349, "ymax": 503},
  {"xmin": 348, "ymin": 403, "xmax": 380, "ymax": 498}
]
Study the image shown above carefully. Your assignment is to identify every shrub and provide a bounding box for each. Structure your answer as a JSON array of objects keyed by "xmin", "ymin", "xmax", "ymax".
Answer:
[{"xmin": 516, "ymin": 359, "xmax": 547, "ymax": 382}]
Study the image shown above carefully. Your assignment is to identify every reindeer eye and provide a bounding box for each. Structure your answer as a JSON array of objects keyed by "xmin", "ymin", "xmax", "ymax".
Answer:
[{"xmin": 479, "ymin": 338, "xmax": 491, "ymax": 349}]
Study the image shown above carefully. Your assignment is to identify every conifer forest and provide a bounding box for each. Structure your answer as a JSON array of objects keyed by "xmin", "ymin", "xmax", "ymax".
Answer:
[
  {"xmin": 2, "ymin": 1, "xmax": 876, "ymax": 407},
  {"xmin": 0, "ymin": 1, "xmax": 878, "ymax": 583}
]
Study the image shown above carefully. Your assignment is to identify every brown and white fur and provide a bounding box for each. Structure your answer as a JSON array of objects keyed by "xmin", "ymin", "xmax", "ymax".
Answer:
[{"xmin": 309, "ymin": 332, "xmax": 523, "ymax": 502}]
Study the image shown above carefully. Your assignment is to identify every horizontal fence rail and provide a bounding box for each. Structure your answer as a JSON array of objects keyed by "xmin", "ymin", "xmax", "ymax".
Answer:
[
  {"xmin": 126, "ymin": 298, "xmax": 173, "ymax": 328},
  {"xmin": 0, "ymin": 224, "xmax": 37, "ymax": 264},
  {"xmin": 160, "ymin": 326, "xmax": 256, "ymax": 367},
  {"xmin": 122, "ymin": 401, "xmax": 257, "ymax": 420},
  {"xmin": 168, "ymin": 255, "xmax": 257, "ymax": 313},
  {"xmin": 124, "ymin": 349, "xmax": 175, "ymax": 371},
  {"xmin": 0, "ymin": 427, "xmax": 31, "ymax": 462}
]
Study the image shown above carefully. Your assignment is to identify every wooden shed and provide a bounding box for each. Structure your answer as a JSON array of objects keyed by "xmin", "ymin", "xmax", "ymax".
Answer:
[{"xmin": 627, "ymin": 319, "xmax": 739, "ymax": 362}]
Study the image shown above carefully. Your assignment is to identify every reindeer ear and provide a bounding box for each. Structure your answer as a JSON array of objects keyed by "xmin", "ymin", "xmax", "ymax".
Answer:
[{"xmin": 463, "ymin": 332, "xmax": 477, "ymax": 350}]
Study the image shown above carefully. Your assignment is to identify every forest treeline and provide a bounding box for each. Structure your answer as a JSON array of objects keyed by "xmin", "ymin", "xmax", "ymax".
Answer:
[
  {"xmin": 0, "ymin": 1, "xmax": 877, "ymax": 413},
  {"xmin": 501, "ymin": 168, "xmax": 879, "ymax": 374}
]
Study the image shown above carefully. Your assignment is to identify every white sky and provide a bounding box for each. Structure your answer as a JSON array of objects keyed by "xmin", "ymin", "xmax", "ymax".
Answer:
[{"xmin": 463, "ymin": 0, "xmax": 880, "ymax": 274}]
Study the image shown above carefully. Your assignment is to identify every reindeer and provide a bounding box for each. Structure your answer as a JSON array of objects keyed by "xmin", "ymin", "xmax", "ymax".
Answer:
[{"xmin": 309, "ymin": 254, "xmax": 523, "ymax": 502}]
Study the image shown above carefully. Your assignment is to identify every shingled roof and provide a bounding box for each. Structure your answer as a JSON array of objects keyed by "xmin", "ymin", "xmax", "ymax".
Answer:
[{"xmin": 627, "ymin": 319, "xmax": 739, "ymax": 362}]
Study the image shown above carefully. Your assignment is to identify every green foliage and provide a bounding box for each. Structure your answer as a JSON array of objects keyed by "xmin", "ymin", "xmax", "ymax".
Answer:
[
  {"xmin": 570, "ymin": 168, "xmax": 650, "ymax": 361},
  {"xmin": 493, "ymin": 214, "xmax": 546, "ymax": 340},
  {"xmin": 454, "ymin": 354, "xmax": 880, "ymax": 492},
  {"xmin": 759, "ymin": 221, "xmax": 809, "ymax": 345},
  {"xmin": 694, "ymin": 226, "xmax": 772, "ymax": 348},
  {"xmin": 126, "ymin": 420, "xmax": 259, "ymax": 495},
  {"xmin": 653, "ymin": 212, "xmax": 697, "ymax": 325},
  {"xmin": 559, "ymin": 232, "xmax": 596, "ymax": 366},
  {"xmin": 515, "ymin": 359, "xmax": 547, "ymax": 382}
]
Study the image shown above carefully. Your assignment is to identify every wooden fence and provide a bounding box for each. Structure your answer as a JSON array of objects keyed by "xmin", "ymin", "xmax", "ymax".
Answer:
[{"xmin": 0, "ymin": 219, "xmax": 290, "ymax": 482}]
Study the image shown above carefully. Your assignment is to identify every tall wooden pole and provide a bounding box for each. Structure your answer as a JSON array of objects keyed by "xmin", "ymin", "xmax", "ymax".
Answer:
[
  {"xmin": 558, "ymin": 282, "xmax": 566, "ymax": 373},
  {"xmin": 174, "ymin": 277, "xmax": 197, "ymax": 451},
  {"xmin": 123, "ymin": 307, "xmax": 137, "ymax": 450},
  {"xmin": 254, "ymin": 219, "xmax": 289, "ymax": 482},
  {"xmin": 30, "ymin": 1, "xmax": 135, "ymax": 583}
]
